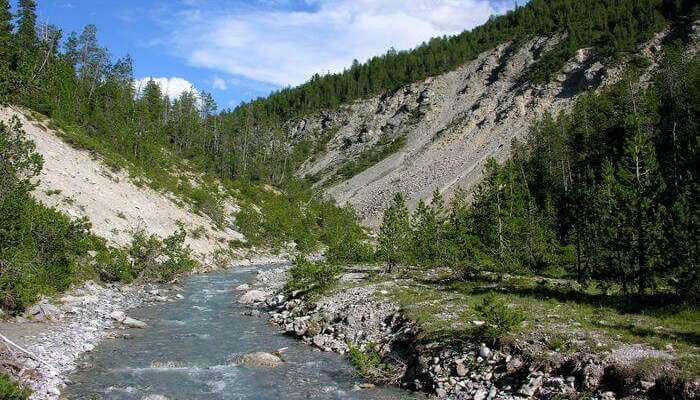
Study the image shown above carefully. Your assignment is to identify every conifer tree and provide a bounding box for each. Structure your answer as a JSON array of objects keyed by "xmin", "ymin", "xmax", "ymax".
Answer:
[
  {"xmin": 0, "ymin": 0, "xmax": 14, "ymax": 102},
  {"xmin": 377, "ymin": 192, "xmax": 411, "ymax": 272},
  {"xmin": 17, "ymin": 0, "xmax": 37, "ymax": 46}
]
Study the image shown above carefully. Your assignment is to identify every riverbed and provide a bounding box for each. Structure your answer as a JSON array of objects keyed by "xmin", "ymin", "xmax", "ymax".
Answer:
[{"xmin": 63, "ymin": 266, "xmax": 419, "ymax": 399}]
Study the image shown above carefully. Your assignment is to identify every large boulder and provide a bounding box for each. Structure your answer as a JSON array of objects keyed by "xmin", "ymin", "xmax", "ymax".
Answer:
[
  {"xmin": 24, "ymin": 298, "xmax": 64, "ymax": 322},
  {"xmin": 238, "ymin": 290, "xmax": 270, "ymax": 304},
  {"xmin": 240, "ymin": 352, "xmax": 284, "ymax": 368}
]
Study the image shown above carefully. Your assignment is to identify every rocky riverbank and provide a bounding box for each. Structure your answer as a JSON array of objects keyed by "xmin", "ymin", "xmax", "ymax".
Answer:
[
  {"xmin": 245, "ymin": 267, "xmax": 699, "ymax": 400},
  {"xmin": 1, "ymin": 280, "xmax": 155, "ymax": 399},
  {"xmin": 0, "ymin": 255, "xmax": 289, "ymax": 400}
]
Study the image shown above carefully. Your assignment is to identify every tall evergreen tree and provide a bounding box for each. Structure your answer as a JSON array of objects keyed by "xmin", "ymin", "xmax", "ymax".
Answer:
[
  {"xmin": 377, "ymin": 192, "xmax": 411, "ymax": 272},
  {"xmin": 0, "ymin": 0, "xmax": 14, "ymax": 102}
]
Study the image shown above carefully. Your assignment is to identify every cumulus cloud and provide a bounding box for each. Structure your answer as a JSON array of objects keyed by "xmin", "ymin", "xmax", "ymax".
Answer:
[
  {"xmin": 164, "ymin": 0, "xmax": 514, "ymax": 87},
  {"xmin": 133, "ymin": 77, "xmax": 199, "ymax": 100}
]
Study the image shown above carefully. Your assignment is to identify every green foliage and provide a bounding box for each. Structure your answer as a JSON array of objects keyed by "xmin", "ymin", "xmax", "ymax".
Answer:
[
  {"xmin": 0, "ymin": 117, "xmax": 43, "ymax": 198},
  {"xmin": 325, "ymin": 136, "xmax": 406, "ymax": 187},
  {"xmin": 93, "ymin": 246, "xmax": 132, "ymax": 283},
  {"xmin": 473, "ymin": 293, "xmax": 524, "ymax": 340},
  {"xmin": 235, "ymin": 179, "xmax": 370, "ymax": 258},
  {"xmin": 0, "ymin": 374, "xmax": 29, "ymax": 400},
  {"xmin": 377, "ymin": 193, "xmax": 412, "ymax": 271},
  {"xmin": 347, "ymin": 343, "xmax": 389, "ymax": 381},
  {"xmin": 284, "ymin": 256, "xmax": 341, "ymax": 300},
  {"xmin": 128, "ymin": 224, "xmax": 197, "ymax": 282}
]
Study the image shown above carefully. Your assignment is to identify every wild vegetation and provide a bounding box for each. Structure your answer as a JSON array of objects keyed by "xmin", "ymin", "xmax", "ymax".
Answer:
[
  {"xmin": 0, "ymin": 373, "xmax": 28, "ymax": 400},
  {"xmin": 377, "ymin": 47, "xmax": 698, "ymax": 300},
  {"xmin": 0, "ymin": 115, "xmax": 198, "ymax": 314}
]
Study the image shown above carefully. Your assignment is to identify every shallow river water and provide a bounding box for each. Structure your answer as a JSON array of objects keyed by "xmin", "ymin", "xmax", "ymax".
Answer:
[{"xmin": 64, "ymin": 266, "xmax": 419, "ymax": 399}]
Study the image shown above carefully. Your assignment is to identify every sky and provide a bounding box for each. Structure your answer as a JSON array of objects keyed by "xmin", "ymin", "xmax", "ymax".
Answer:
[{"xmin": 28, "ymin": 0, "xmax": 517, "ymax": 110}]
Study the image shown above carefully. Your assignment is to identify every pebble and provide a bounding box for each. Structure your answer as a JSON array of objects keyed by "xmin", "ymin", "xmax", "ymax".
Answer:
[{"xmin": 7, "ymin": 281, "xmax": 147, "ymax": 400}]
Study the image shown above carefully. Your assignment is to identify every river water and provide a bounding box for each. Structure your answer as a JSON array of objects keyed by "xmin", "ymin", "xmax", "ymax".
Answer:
[{"xmin": 64, "ymin": 266, "xmax": 419, "ymax": 399}]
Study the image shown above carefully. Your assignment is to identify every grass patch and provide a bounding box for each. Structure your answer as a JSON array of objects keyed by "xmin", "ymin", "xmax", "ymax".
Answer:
[
  {"xmin": 348, "ymin": 342, "xmax": 399, "ymax": 383},
  {"xmin": 323, "ymin": 135, "xmax": 406, "ymax": 187},
  {"xmin": 380, "ymin": 268, "xmax": 699, "ymax": 377},
  {"xmin": 0, "ymin": 373, "xmax": 29, "ymax": 400}
]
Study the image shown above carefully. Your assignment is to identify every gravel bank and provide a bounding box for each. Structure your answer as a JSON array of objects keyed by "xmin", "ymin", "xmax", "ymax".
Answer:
[{"xmin": 246, "ymin": 270, "xmax": 698, "ymax": 400}]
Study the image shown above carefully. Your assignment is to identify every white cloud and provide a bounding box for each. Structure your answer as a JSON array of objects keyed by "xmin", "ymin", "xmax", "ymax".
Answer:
[
  {"xmin": 210, "ymin": 76, "xmax": 229, "ymax": 91},
  {"xmin": 133, "ymin": 77, "xmax": 199, "ymax": 100},
  {"xmin": 165, "ymin": 0, "xmax": 514, "ymax": 87}
]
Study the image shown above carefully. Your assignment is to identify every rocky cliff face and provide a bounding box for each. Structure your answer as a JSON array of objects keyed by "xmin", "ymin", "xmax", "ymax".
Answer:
[{"xmin": 292, "ymin": 31, "xmax": 672, "ymax": 227}]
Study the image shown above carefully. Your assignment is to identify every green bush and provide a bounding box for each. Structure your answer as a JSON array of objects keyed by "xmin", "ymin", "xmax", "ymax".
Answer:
[
  {"xmin": 0, "ymin": 373, "xmax": 29, "ymax": 400},
  {"xmin": 347, "ymin": 343, "xmax": 395, "ymax": 383},
  {"xmin": 284, "ymin": 256, "xmax": 341, "ymax": 300},
  {"xmin": 129, "ymin": 224, "xmax": 197, "ymax": 282},
  {"xmin": 473, "ymin": 294, "xmax": 524, "ymax": 340},
  {"xmin": 94, "ymin": 247, "xmax": 133, "ymax": 283},
  {"xmin": 0, "ymin": 192, "xmax": 95, "ymax": 312}
]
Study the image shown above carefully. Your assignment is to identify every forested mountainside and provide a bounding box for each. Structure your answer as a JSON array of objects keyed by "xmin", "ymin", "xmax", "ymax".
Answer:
[{"xmin": 0, "ymin": 0, "xmax": 699, "ymax": 398}]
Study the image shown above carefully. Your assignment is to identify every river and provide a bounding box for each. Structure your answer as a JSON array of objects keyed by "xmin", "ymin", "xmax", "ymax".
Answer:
[{"xmin": 63, "ymin": 265, "xmax": 419, "ymax": 399}]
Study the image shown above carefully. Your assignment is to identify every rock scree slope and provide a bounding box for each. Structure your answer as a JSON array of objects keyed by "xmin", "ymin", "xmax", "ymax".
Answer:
[
  {"xmin": 295, "ymin": 31, "xmax": 675, "ymax": 227},
  {"xmin": 0, "ymin": 106, "xmax": 244, "ymax": 264}
]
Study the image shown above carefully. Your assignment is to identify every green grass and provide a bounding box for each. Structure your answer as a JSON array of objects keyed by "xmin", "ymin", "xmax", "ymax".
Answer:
[
  {"xmin": 0, "ymin": 374, "xmax": 29, "ymax": 400},
  {"xmin": 321, "ymin": 135, "xmax": 406, "ymax": 188},
  {"xmin": 374, "ymin": 267, "xmax": 699, "ymax": 378}
]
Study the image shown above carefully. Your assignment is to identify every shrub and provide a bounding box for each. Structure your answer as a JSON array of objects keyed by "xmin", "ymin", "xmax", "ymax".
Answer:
[
  {"xmin": 284, "ymin": 256, "xmax": 341, "ymax": 300},
  {"xmin": 94, "ymin": 247, "xmax": 133, "ymax": 283},
  {"xmin": 0, "ymin": 374, "xmax": 30, "ymax": 400},
  {"xmin": 128, "ymin": 224, "xmax": 197, "ymax": 282},
  {"xmin": 0, "ymin": 192, "xmax": 95, "ymax": 312},
  {"xmin": 347, "ymin": 343, "xmax": 399, "ymax": 383},
  {"xmin": 473, "ymin": 294, "xmax": 524, "ymax": 340}
]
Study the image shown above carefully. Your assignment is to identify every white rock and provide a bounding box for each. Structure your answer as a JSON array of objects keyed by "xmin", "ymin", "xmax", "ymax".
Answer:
[
  {"xmin": 479, "ymin": 343, "xmax": 491, "ymax": 358},
  {"xmin": 234, "ymin": 284, "xmax": 250, "ymax": 291},
  {"xmin": 239, "ymin": 352, "xmax": 284, "ymax": 368},
  {"xmin": 474, "ymin": 388, "xmax": 488, "ymax": 400},
  {"xmin": 110, "ymin": 311, "xmax": 126, "ymax": 322},
  {"xmin": 238, "ymin": 290, "xmax": 270, "ymax": 304},
  {"xmin": 122, "ymin": 317, "xmax": 147, "ymax": 328}
]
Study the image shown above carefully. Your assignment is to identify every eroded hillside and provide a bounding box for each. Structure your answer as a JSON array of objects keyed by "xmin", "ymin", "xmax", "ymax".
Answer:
[
  {"xmin": 295, "ymin": 29, "xmax": 685, "ymax": 227},
  {"xmin": 0, "ymin": 106, "xmax": 244, "ymax": 264}
]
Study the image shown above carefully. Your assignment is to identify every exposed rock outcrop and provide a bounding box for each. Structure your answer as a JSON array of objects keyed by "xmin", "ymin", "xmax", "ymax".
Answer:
[{"xmin": 295, "ymin": 30, "xmax": 681, "ymax": 227}]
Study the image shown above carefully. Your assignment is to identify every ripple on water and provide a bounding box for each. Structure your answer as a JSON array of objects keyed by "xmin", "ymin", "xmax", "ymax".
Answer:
[{"xmin": 64, "ymin": 267, "xmax": 422, "ymax": 400}]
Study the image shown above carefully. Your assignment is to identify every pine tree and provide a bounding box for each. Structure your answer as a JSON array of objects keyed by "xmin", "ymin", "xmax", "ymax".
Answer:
[
  {"xmin": 16, "ymin": 0, "xmax": 37, "ymax": 50},
  {"xmin": 616, "ymin": 129, "xmax": 666, "ymax": 294},
  {"xmin": 0, "ymin": 0, "xmax": 14, "ymax": 102},
  {"xmin": 377, "ymin": 192, "xmax": 411, "ymax": 272}
]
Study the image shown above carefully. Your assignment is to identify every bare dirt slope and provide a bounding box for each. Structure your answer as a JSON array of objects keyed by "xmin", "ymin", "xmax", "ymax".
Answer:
[
  {"xmin": 295, "ymin": 32, "xmax": 673, "ymax": 227},
  {"xmin": 0, "ymin": 106, "xmax": 244, "ymax": 264}
]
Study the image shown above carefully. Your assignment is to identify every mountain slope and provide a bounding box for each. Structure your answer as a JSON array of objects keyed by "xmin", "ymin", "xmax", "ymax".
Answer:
[
  {"xmin": 0, "ymin": 106, "xmax": 244, "ymax": 264},
  {"xmin": 297, "ymin": 27, "xmax": 693, "ymax": 226}
]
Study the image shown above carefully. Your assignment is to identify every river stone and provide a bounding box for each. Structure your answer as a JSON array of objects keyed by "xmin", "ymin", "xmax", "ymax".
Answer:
[
  {"xmin": 122, "ymin": 317, "xmax": 147, "ymax": 328},
  {"xmin": 24, "ymin": 299, "xmax": 63, "ymax": 321},
  {"xmin": 240, "ymin": 352, "xmax": 284, "ymax": 368},
  {"xmin": 455, "ymin": 361, "xmax": 469, "ymax": 377},
  {"xmin": 519, "ymin": 375, "xmax": 543, "ymax": 397},
  {"xmin": 110, "ymin": 311, "xmax": 126, "ymax": 322},
  {"xmin": 238, "ymin": 290, "xmax": 270, "ymax": 304},
  {"xmin": 142, "ymin": 395, "xmax": 169, "ymax": 400},
  {"xmin": 234, "ymin": 284, "xmax": 250, "ymax": 291},
  {"xmin": 474, "ymin": 388, "xmax": 488, "ymax": 400},
  {"xmin": 479, "ymin": 343, "xmax": 491, "ymax": 358}
]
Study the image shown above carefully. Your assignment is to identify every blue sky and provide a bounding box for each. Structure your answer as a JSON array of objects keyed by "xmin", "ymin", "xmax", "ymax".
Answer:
[{"xmin": 27, "ymin": 0, "xmax": 516, "ymax": 110}]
